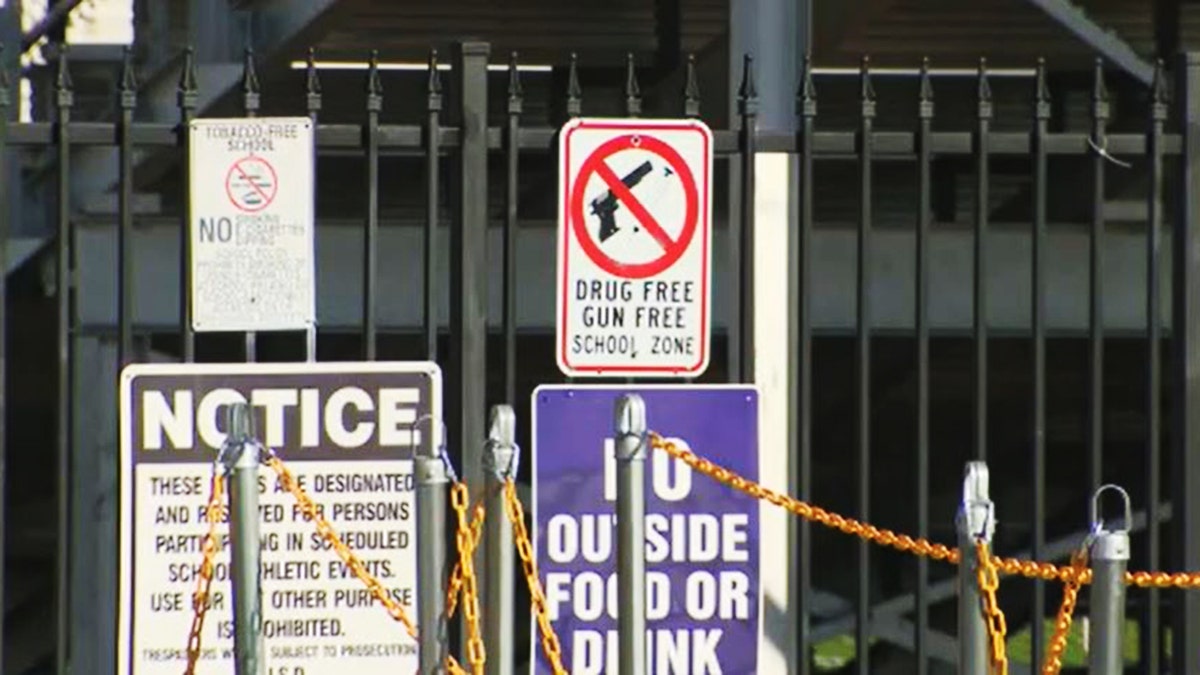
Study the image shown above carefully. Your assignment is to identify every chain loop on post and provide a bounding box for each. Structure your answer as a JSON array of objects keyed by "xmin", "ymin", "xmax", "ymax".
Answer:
[
  {"xmin": 503, "ymin": 479, "xmax": 568, "ymax": 675},
  {"xmin": 445, "ymin": 495, "xmax": 486, "ymax": 621},
  {"xmin": 1040, "ymin": 547, "xmax": 1088, "ymax": 675},
  {"xmin": 183, "ymin": 467, "xmax": 226, "ymax": 675},
  {"xmin": 264, "ymin": 455, "xmax": 421, "ymax": 639},
  {"xmin": 974, "ymin": 539, "xmax": 1009, "ymax": 675},
  {"xmin": 450, "ymin": 482, "xmax": 486, "ymax": 674}
]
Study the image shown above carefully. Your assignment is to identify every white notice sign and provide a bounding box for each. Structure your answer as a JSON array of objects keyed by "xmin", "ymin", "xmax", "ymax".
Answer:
[
  {"xmin": 118, "ymin": 362, "xmax": 440, "ymax": 675},
  {"xmin": 556, "ymin": 117, "xmax": 714, "ymax": 379},
  {"xmin": 188, "ymin": 117, "xmax": 316, "ymax": 333}
]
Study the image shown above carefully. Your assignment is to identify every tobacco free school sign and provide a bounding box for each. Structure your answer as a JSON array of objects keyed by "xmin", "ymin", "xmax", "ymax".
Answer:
[
  {"xmin": 531, "ymin": 385, "xmax": 762, "ymax": 674},
  {"xmin": 188, "ymin": 117, "xmax": 316, "ymax": 334},
  {"xmin": 118, "ymin": 361, "xmax": 440, "ymax": 675}
]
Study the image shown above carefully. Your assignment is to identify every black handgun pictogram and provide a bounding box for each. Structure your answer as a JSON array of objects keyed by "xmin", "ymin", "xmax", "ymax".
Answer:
[{"xmin": 589, "ymin": 160, "xmax": 654, "ymax": 242}]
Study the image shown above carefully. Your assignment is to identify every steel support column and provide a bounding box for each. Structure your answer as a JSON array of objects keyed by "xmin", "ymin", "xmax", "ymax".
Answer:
[
  {"xmin": 1172, "ymin": 50, "xmax": 1200, "ymax": 675},
  {"xmin": 729, "ymin": 1, "xmax": 809, "ymax": 673}
]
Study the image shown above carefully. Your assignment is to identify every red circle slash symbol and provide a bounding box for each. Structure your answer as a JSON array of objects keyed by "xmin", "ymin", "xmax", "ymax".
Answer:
[
  {"xmin": 225, "ymin": 155, "xmax": 278, "ymax": 213},
  {"xmin": 570, "ymin": 134, "xmax": 699, "ymax": 279}
]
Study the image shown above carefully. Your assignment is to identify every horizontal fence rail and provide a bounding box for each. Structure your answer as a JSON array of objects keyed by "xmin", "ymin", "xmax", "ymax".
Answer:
[{"xmin": 0, "ymin": 38, "xmax": 1195, "ymax": 675}]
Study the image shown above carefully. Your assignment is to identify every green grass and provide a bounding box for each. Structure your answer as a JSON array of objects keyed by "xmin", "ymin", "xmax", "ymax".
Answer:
[{"xmin": 812, "ymin": 619, "xmax": 1170, "ymax": 671}]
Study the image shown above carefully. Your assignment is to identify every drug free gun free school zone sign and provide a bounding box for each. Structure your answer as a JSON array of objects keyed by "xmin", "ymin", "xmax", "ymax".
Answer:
[
  {"xmin": 118, "ymin": 361, "xmax": 441, "ymax": 675},
  {"xmin": 556, "ymin": 117, "xmax": 714, "ymax": 379}
]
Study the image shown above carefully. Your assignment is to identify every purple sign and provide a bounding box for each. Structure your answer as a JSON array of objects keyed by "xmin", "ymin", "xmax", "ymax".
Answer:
[{"xmin": 530, "ymin": 385, "xmax": 761, "ymax": 675}]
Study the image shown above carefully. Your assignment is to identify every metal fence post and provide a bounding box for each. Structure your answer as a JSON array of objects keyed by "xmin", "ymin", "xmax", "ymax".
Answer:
[
  {"xmin": 956, "ymin": 461, "xmax": 994, "ymax": 675},
  {"xmin": 483, "ymin": 405, "xmax": 516, "ymax": 675},
  {"xmin": 222, "ymin": 403, "xmax": 265, "ymax": 675},
  {"xmin": 1088, "ymin": 485, "xmax": 1131, "ymax": 675},
  {"xmin": 451, "ymin": 39, "xmax": 491, "ymax": 647},
  {"xmin": 614, "ymin": 394, "xmax": 648, "ymax": 675},
  {"xmin": 1173, "ymin": 51, "xmax": 1200, "ymax": 675},
  {"xmin": 416, "ymin": 426, "xmax": 450, "ymax": 674}
]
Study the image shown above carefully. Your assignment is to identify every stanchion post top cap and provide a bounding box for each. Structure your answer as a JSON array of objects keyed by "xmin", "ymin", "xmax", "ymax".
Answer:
[
  {"xmin": 226, "ymin": 402, "xmax": 254, "ymax": 442},
  {"xmin": 488, "ymin": 404, "xmax": 517, "ymax": 446},
  {"xmin": 614, "ymin": 394, "xmax": 647, "ymax": 436}
]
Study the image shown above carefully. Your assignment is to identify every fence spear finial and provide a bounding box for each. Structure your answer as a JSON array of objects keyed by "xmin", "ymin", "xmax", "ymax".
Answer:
[
  {"xmin": 859, "ymin": 55, "xmax": 875, "ymax": 119},
  {"xmin": 738, "ymin": 53, "xmax": 757, "ymax": 102},
  {"xmin": 1035, "ymin": 57, "xmax": 1051, "ymax": 121},
  {"xmin": 241, "ymin": 47, "xmax": 260, "ymax": 115},
  {"xmin": 796, "ymin": 52, "xmax": 816, "ymax": 119},
  {"xmin": 426, "ymin": 48, "xmax": 442, "ymax": 113},
  {"xmin": 1152, "ymin": 58, "xmax": 1168, "ymax": 122},
  {"xmin": 624, "ymin": 52, "xmax": 641, "ymax": 117},
  {"xmin": 683, "ymin": 53, "xmax": 700, "ymax": 118},
  {"xmin": 566, "ymin": 52, "xmax": 582, "ymax": 117},
  {"xmin": 366, "ymin": 49, "xmax": 383, "ymax": 112},
  {"xmin": 178, "ymin": 46, "xmax": 197, "ymax": 114},
  {"xmin": 918, "ymin": 56, "xmax": 934, "ymax": 120},
  {"xmin": 306, "ymin": 47, "xmax": 323, "ymax": 114},
  {"xmin": 1092, "ymin": 57, "xmax": 1109, "ymax": 123},
  {"xmin": 56, "ymin": 42, "xmax": 73, "ymax": 92},
  {"xmin": 976, "ymin": 56, "xmax": 992, "ymax": 120},
  {"xmin": 507, "ymin": 51, "xmax": 523, "ymax": 115},
  {"xmin": 119, "ymin": 45, "xmax": 137, "ymax": 110}
]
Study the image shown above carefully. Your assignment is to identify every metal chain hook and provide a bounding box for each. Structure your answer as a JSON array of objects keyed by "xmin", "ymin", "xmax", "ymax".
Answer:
[{"xmin": 409, "ymin": 412, "xmax": 456, "ymax": 480}]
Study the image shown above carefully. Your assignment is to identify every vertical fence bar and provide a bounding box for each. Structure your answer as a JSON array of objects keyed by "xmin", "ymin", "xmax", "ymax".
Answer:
[
  {"xmin": 451, "ymin": 41, "xmax": 490, "ymax": 623},
  {"xmin": 973, "ymin": 58, "xmax": 991, "ymax": 463},
  {"xmin": 364, "ymin": 51, "xmax": 382, "ymax": 361},
  {"xmin": 304, "ymin": 50, "xmax": 322, "ymax": 363},
  {"xmin": 683, "ymin": 54, "xmax": 700, "ymax": 118},
  {"xmin": 241, "ymin": 49, "xmax": 260, "ymax": 362},
  {"xmin": 614, "ymin": 394, "xmax": 647, "ymax": 675},
  {"xmin": 795, "ymin": 54, "xmax": 815, "ymax": 675},
  {"xmin": 914, "ymin": 56, "xmax": 933, "ymax": 675},
  {"xmin": 957, "ymin": 462, "xmax": 993, "ymax": 675},
  {"xmin": 117, "ymin": 47, "xmax": 136, "ymax": 368},
  {"xmin": 735, "ymin": 55, "xmax": 757, "ymax": 383},
  {"xmin": 1171, "ymin": 51, "xmax": 1200, "ymax": 675},
  {"xmin": 563, "ymin": 54, "xmax": 580, "ymax": 386},
  {"xmin": 1030, "ymin": 57, "xmax": 1051, "ymax": 669},
  {"xmin": 484, "ymin": 405, "xmax": 516, "ymax": 675},
  {"xmin": 425, "ymin": 50, "xmax": 442, "ymax": 362},
  {"xmin": 0, "ymin": 41, "xmax": 9, "ymax": 675},
  {"xmin": 622, "ymin": 55, "xmax": 640, "ymax": 388},
  {"xmin": 1089, "ymin": 58, "xmax": 1108, "ymax": 495},
  {"xmin": 179, "ymin": 48, "xmax": 197, "ymax": 362},
  {"xmin": 54, "ymin": 47, "xmax": 74, "ymax": 675},
  {"xmin": 855, "ymin": 56, "xmax": 874, "ymax": 675},
  {"xmin": 503, "ymin": 54, "xmax": 522, "ymax": 406},
  {"xmin": 1142, "ymin": 58, "xmax": 1167, "ymax": 675},
  {"xmin": 1087, "ymin": 485, "xmax": 1131, "ymax": 675},
  {"xmin": 624, "ymin": 53, "xmax": 641, "ymax": 118}
]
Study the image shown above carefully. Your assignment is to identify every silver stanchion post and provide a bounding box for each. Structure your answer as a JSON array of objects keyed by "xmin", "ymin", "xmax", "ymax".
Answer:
[
  {"xmin": 483, "ymin": 405, "xmax": 517, "ymax": 675},
  {"xmin": 956, "ymin": 461, "xmax": 994, "ymax": 675},
  {"xmin": 222, "ymin": 402, "xmax": 265, "ymax": 675},
  {"xmin": 614, "ymin": 393, "xmax": 647, "ymax": 675},
  {"xmin": 416, "ymin": 420, "xmax": 450, "ymax": 674},
  {"xmin": 1088, "ymin": 484, "xmax": 1131, "ymax": 675}
]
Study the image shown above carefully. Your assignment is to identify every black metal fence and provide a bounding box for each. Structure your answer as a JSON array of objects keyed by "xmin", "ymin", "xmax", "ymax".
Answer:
[{"xmin": 3, "ymin": 36, "xmax": 1200, "ymax": 674}]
